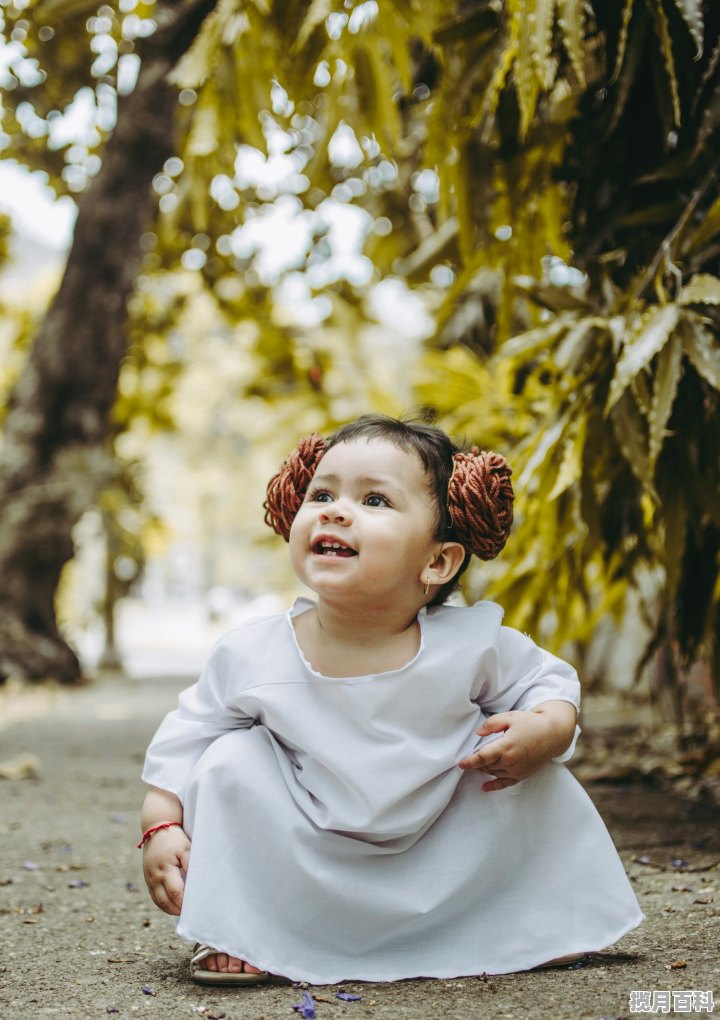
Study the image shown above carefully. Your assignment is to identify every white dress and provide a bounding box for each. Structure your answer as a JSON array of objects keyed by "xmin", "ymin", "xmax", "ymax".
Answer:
[{"xmin": 142, "ymin": 598, "xmax": 643, "ymax": 983}]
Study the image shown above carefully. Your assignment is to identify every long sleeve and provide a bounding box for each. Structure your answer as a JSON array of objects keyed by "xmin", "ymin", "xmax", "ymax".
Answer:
[{"xmin": 141, "ymin": 646, "xmax": 255, "ymax": 801}]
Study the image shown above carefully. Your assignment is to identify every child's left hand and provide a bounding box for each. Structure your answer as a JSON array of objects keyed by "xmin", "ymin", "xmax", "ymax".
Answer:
[{"xmin": 457, "ymin": 701, "xmax": 577, "ymax": 792}]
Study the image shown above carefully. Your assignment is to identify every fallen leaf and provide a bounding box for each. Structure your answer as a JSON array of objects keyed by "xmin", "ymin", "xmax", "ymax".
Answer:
[
  {"xmin": 671, "ymin": 885, "xmax": 692, "ymax": 892},
  {"xmin": 693, "ymin": 897, "xmax": 714, "ymax": 904},
  {"xmin": 0, "ymin": 753, "xmax": 41, "ymax": 779},
  {"xmin": 666, "ymin": 960, "xmax": 687, "ymax": 970}
]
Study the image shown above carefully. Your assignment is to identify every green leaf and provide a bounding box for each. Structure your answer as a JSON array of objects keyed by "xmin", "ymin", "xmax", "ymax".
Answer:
[
  {"xmin": 352, "ymin": 37, "xmax": 402, "ymax": 150},
  {"xmin": 608, "ymin": 4, "xmax": 647, "ymax": 134},
  {"xmin": 533, "ymin": 0, "xmax": 556, "ymax": 89},
  {"xmin": 557, "ymin": 0, "xmax": 586, "ymax": 87},
  {"xmin": 611, "ymin": 0, "xmax": 636, "ymax": 84},
  {"xmin": 499, "ymin": 316, "xmax": 574, "ymax": 361},
  {"xmin": 692, "ymin": 78, "xmax": 720, "ymax": 162},
  {"xmin": 680, "ymin": 315, "xmax": 720, "ymax": 390},
  {"xmin": 610, "ymin": 391, "xmax": 658, "ymax": 497},
  {"xmin": 553, "ymin": 317, "xmax": 606, "ymax": 372},
  {"xmin": 515, "ymin": 4, "xmax": 541, "ymax": 138},
  {"xmin": 670, "ymin": 0, "xmax": 703, "ymax": 58},
  {"xmin": 517, "ymin": 407, "xmax": 572, "ymax": 492},
  {"xmin": 606, "ymin": 304, "xmax": 680, "ymax": 413},
  {"xmin": 170, "ymin": 0, "xmax": 231, "ymax": 89},
  {"xmin": 648, "ymin": 332, "xmax": 682, "ymax": 466},
  {"xmin": 682, "ymin": 195, "xmax": 720, "ymax": 256},
  {"xmin": 474, "ymin": 12, "xmax": 520, "ymax": 140},
  {"xmin": 548, "ymin": 414, "xmax": 587, "ymax": 500},
  {"xmin": 646, "ymin": 0, "xmax": 681, "ymax": 127},
  {"xmin": 292, "ymin": 0, "xmax": 332, "ymax": 53},
  {"xmin": 679, "ymin": 273, "xmax": 720, "ymax": 306}
]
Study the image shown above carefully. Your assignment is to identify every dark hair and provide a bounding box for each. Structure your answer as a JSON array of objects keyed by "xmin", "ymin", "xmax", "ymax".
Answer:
[{"xmin": 324, "ymin": 414, "xmax": 469, "ymax": 605}]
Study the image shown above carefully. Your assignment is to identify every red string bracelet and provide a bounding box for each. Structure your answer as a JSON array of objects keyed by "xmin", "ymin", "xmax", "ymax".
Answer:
[{"xmin": 137, "ymin": 821, "xmax": 183, "ymax": 849}]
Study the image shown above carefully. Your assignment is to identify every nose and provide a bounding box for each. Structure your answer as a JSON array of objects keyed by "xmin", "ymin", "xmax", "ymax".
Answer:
[{"xmin": 319, "ymin": 501, "xmax": 349, "ymax": 524}]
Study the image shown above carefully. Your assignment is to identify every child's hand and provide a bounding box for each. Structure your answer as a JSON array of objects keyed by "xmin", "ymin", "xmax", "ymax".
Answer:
[
  {"xmin": 142, "ymin": 826, "xmax": 191, "ymax": 916},
  {"xmin": 458, "ymin": 701, "xmax": 577, "ymax": 792}
]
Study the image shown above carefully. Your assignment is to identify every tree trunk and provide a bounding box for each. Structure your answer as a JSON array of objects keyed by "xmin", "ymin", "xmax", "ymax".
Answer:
[{"xmin": 0, "ymin": 0, "xmax": 217, "ymax": 683}]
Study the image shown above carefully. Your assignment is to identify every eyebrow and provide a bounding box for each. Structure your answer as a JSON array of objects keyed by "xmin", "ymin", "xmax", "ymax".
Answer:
[{"xmin": 311, "ymin": 472, "xmax": 400, "ymax": 491}]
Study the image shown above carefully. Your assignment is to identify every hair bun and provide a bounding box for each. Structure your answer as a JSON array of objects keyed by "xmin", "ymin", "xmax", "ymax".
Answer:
[
  {"xmin": 448, "ymin": 448, "xmax": 514, "ymax": 560},
  {"xmin": 264, "ymin": 434, "xmax": 325, "ymax": 541}
]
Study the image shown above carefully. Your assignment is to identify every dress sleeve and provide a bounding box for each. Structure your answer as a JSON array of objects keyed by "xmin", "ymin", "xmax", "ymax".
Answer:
[
  {"xmin": 473, "ymin": 624, "xmax": 581, "ymax": 762},
  {"xmin": 141, "ymin": 644, "xmax": 255, "ymax": 800}
]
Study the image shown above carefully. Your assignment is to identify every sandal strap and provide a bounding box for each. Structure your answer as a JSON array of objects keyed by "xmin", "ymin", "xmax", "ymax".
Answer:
[{"xmin": 190, "ymin": 944, "xmax": 218, "ymax": 967}]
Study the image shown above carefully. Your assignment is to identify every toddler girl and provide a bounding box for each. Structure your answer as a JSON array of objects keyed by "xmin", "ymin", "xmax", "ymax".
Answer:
[{"xmin": 140, "ymin": 414, "xmax": 643, "ymax": 985}]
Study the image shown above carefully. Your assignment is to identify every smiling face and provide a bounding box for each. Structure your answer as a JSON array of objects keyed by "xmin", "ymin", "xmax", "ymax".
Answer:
[{"xmin": 289, "ymin": 438, "xmax": 463, "ymax": 613}]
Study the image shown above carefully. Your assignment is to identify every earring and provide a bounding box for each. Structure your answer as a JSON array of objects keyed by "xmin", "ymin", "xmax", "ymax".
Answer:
[{"xmin": 423, "ymin": 578, "xmax": 430, "ymax": 597}]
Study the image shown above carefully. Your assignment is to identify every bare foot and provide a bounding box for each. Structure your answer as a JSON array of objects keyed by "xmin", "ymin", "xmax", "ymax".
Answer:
[{"xmin": 202, "ymin": 952, "xmax": 265, "ymax": 975}]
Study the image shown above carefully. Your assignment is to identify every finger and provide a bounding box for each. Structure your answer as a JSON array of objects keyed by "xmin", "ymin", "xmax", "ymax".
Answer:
[
  {"xmin": 476, "ymin": 717, "xmax": 510, "ymax": 736},
  {"xmin": 459, "ymin": 750, "xmax": 501, "ymax": 770},
  {"xmin": 151, "ymin": 885, "xmax": 181, "ymax": 916},
  {"xmin": 165, "ymin": 874, "xmax": 185, "ymax": 910},
  {"xmin": 482, "ymin": 776, "xmax": 518, "ymax": 792}
]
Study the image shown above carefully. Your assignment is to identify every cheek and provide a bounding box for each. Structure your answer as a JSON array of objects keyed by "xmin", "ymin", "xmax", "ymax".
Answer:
[{"xmin": 288, "ymin": 509, "xmax": 311, "ymax": 555}]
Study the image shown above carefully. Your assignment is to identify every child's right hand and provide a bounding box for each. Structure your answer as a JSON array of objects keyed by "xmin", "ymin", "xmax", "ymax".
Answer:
[{"xmin": 142, "ymin": 826, "xmax": 191, "ymax": 916}]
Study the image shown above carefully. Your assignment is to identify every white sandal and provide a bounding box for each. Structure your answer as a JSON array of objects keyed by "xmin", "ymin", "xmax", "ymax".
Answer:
[{"xmin": 190, "ymin": 943, "xmax": 271, "ymax": 986}]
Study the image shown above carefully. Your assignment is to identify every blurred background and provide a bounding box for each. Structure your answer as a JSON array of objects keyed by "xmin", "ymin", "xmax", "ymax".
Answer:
[{"xmin": 1, "ymin": 0, "xmax": 719, "ymax": 789}]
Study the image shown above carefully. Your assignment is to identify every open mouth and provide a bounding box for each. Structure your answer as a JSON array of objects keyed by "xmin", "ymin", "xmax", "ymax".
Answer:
[{"xmin": 312, "ymin": 539, "xmax": 358, "ymax": 558}]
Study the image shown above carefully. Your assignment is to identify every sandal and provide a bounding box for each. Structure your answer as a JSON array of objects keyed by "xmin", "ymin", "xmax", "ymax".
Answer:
[{"xmin": 190, "ymin": 943, "xmax": 271, "ymax": 986}]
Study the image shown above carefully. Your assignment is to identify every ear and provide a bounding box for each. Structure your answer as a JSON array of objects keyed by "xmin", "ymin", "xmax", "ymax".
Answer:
[{"xmin": 423, "ymin": 542, "xmax": 467, "ymax": 587}]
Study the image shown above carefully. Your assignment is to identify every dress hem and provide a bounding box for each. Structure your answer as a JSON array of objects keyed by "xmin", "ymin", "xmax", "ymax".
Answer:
[{"xmin": 176, "ymin": 910, "xmax": 645, "ymax": 986}]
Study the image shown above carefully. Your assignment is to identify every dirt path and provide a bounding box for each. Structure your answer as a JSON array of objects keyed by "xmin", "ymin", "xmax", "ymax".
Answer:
[{"xmin": 1, "ymin": 672, "xmax": 718, "ymax": 1020}]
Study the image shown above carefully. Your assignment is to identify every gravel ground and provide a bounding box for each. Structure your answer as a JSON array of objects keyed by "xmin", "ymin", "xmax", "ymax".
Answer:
[{"xmin": 1, "ymin": 672, "xmax": 718, "ymax": 1020}]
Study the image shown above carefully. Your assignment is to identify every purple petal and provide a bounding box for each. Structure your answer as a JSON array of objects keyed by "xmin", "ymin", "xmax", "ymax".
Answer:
[
  {"xmin": 22, "ymin": 861, "xmax": 39, "ymax": 871},
  {"xmin": 637, "ymin": 855, "xmax": 650, "ymax": 864},
  {"xmin": 671, "ymin": 858, "xmax": 689, "ymax": 868},
  {"xmin": 336, "ymin": 992, "xmax": 362, "ymax": 1001},
  {"xmin": 106, "ymin": 1008, "xmax": 120, "ymax": 1014},
  {"xmin": 141, "ymin": 985, "xmax": 156, "ymax": 996},
  {"xmin": 291, "ymin": 991, "xmax": 316, "ymax": 1018},
  {"xmin": 69, "ymin": 879, "xmax": 89, "ymax": 888}
]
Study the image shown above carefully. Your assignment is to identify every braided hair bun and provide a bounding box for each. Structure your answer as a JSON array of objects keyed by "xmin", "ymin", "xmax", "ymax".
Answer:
[
  {"xmin": 447, "ymin": 448, "xmax": 513, "ymax": 559},
  {"xmin": 264, "ymin": 434, "xmax": 325, "ymax": 541}
]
